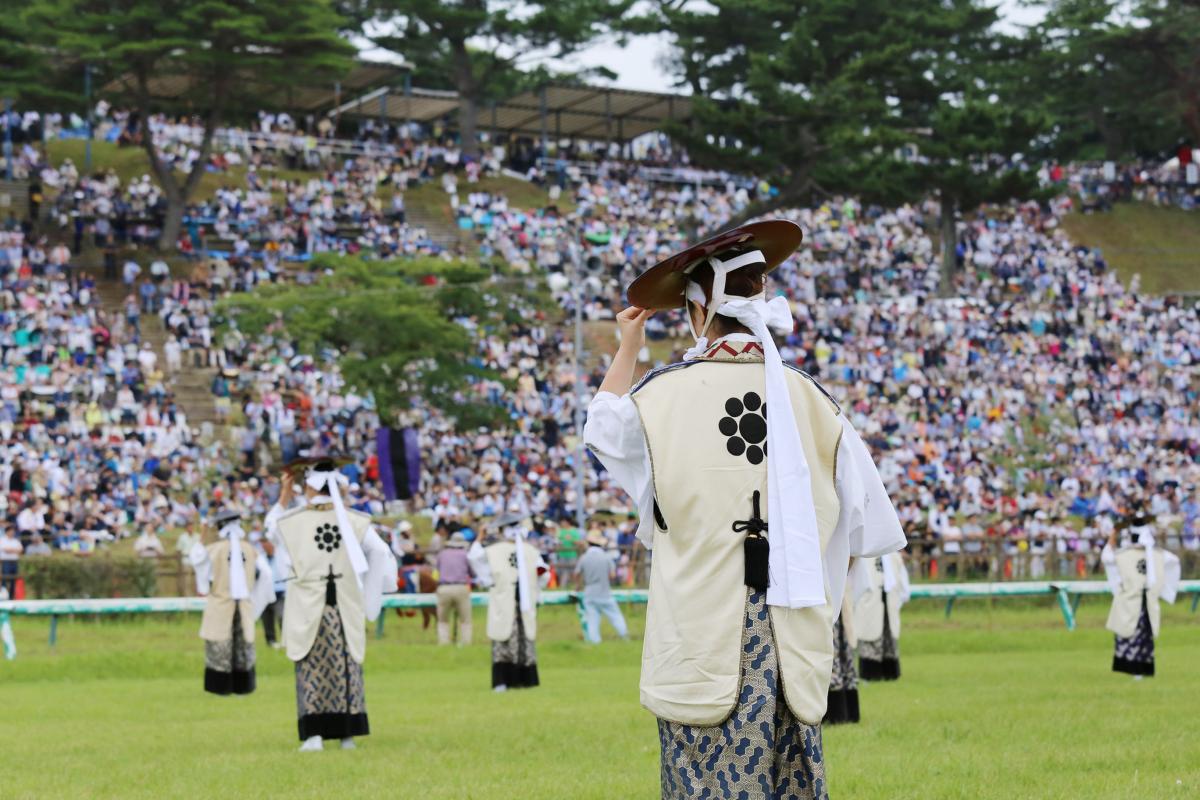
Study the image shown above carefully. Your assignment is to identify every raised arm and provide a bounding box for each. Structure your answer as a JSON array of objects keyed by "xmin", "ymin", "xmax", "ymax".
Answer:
[{"xmin": 597, "ymin": 307, "xmax": 652, "ymax": 397}]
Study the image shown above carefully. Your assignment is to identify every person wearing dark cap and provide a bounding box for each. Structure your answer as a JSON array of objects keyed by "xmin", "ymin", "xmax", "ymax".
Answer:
[
  {"xmin": 189, "ymin": 509, "xmax": 275, "ymax": 696},
  {"xmin": 1101, "ymin": 505, "xmax": 1181, "ymax": 679},
  {"xmin": 264, "ymin": 458, "xmax": 398, "ymax": 751},
  {"xmin": 473, "ymin": 506, "xmax": 547, "ymax": 691},
  {"xmin": 584, "ymin": 220, "xmax": 907, "ymax": 799}
]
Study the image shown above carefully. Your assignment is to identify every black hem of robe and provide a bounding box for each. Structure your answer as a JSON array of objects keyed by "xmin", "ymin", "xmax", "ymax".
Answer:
[
  {"xmin": 204, "ymin": 667, "xmax": 256, "ymax": 696},
  {"xmin": 823, "ymin": 688, "xmax": 860, "ymax": 724},
  {"xmin": 1112, "ymin": 656, "xmax": 1155, "ymax": 676},
  {"xmin": 298, "ymin": 712, "xmax": 370, "ymax": 741},
  {"xmin": 492, "ymin": 662, "xmax": 539, "ymax": 689},
  {"xmin": 859, "ymin": 657, "xmax": 900, "ymax": 681}
]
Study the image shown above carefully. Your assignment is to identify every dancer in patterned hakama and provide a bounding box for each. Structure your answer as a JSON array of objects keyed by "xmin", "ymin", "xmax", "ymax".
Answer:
[
  {"xmin": 584, "ymin": 220, "xmax": 907, "ymax": 799},
  {"xmin": 471, "ymin": 509, "xmax": 548, "ymax": 691},
  {"xmin": 1102, "ymin": 513, "xmax": 1181, "ymax": 679},
  {"xmin": 824, "ymin": 592, "xmax": 859, "ymax": 725},
  {"xmin": 190, "ymin": 509, "xmax": 275, "ymax": 695},
  {"xmin": 265, "ymin": 459, "xmax": 397, "ymax": 751},
  {"xmin": 854, "ymin": 551, "xmax": 909, "ymax": 681}
]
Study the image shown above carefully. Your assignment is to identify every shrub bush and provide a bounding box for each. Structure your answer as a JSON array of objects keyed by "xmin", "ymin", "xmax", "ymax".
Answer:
[{"xmin": 21, "ymin": 556, "xmax": 159, "ymax": 599}]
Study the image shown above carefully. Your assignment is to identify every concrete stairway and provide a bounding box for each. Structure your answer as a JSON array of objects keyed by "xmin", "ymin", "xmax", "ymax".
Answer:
[{"xmin": 94, "ymin": 276, "xmax": 223, "ymax": 428}]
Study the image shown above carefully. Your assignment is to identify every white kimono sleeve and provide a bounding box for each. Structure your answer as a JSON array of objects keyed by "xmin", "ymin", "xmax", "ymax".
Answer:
[
  {"xmin": 360, "ymin": 526, "xmax": 398, "ymax": 622},
  {"xmin": 583, "ymin": 391, "xmax": 656, "ymax": 548},
  {"xmin": 894, "ymin": 554, "xmax": 912, "ymax": 605},
  {"xmin": 188, "ymin": 542, "xmax": 212, "ymax": 595},
  {"xmin": 468, "ymin": 540, "xmax": 493, "ymax": 588},
  {"xmin": 1161, "ymin": 551, "xmax": 1181, "ymax": 604},
  {"xmin": 839, "ymin": 417, "xmax": 907, "ymax": 558},
  {"xmin": 263, "ymin": 501, "xmax": 293, "ymax": 578},
  {"xmin": 250, "ymin": 554, "xmax": 276, "ymax": 619},
  {"xmin": 1101, "ymin": 543, "xmax": 1122, "ymax": 594},
  {"xmin": 826, "ymin": 417, "xmax": 907, "ymax": 615}
]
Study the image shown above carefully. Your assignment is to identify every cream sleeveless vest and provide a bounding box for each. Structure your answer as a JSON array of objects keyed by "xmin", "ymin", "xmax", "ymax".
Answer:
[
  {"xmin": 485, "ymin": 539, "xmax": 542, "ymax": 642},
  {"xmin": 276, "ymin": 504, "xmax": 373, "ymax": 663},
  {"xmin": 632, "ymin": 342, "xmax": 843, "ymax": 726},
  {"xmin": 198, "ymin": 538, "xmax": 258, "ymax": 643},
  {"xmin": 1106, "ymin": 546, "xmax": 1165, "ymax": 639},
  {"xmin": 853, "ymin": 553, "xmax": 905, "ymax": 642}
]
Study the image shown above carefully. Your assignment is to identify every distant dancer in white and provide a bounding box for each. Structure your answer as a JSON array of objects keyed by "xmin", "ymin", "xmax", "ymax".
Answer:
[
  {"xmin": 469, "ymin": 508, "xmax": 548, "ymax": 691},
  {"xmin": 584, "ymin": 221, "xmax": 907, "ymax": 800},
  {"xmin": 264, "ymin": 458, "xmax": 397, "ymax": 751},
  {"xmin": 851, "ymin": 552, "xmax": 910, "ymax": 681},
  {"xmin": 1102, "ymin": 507, "xmax": 1180, "ymax": 679},
  {"xmin": 189, "ymin": 509, "xmax": 275, "ymax": 695}
]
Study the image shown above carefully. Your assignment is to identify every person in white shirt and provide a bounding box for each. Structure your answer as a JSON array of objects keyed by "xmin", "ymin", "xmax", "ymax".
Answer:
[
  {"xmin": 0, "ymin": 526, "xmax": 23, "ymax": 597},
  {"xmin": 133, "ymin": 528, "xmax": 166, "ymax": 559}
]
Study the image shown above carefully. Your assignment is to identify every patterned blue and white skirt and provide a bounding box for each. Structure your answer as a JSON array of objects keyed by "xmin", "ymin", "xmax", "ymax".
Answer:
[
  {"xmin": 656, "ymin": 591, "xmax": 828, "ymax": 800},
  {"xmin": 1113, "ymin": 592, "xmax": 1155, "ymax": 677}
]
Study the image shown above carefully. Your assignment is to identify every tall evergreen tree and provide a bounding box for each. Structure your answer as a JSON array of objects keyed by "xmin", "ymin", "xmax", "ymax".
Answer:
[
  {"xmin": 359, "ymin": 0, "xmax": 632, "ymax": 158},
  {"xmin": 653, "ymin": 0, "xmax": 1040, "ymax": 293},
  {"xmin": 40, "ymin": 0, "xmax": 353, "ymax": 249}
]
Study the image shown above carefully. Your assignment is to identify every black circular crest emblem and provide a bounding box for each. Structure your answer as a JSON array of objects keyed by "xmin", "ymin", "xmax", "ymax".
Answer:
[
  {"xmin": 718, "ymin": 392, "xmax": 767, "ymax": 465},
  {"xmin": 314, "ymin": 522, "xmax": 342, "ymax": 552}
]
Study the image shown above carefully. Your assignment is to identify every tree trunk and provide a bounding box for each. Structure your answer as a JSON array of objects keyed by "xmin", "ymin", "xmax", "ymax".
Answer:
[
  {"xmin": 451, "ymin": 40, "xmax": 480, "ymax": 159},
  {"xmin": 135, "ymin": 73, "xmax": 222, "ymax": 251},
  {"xmin": 159, "ymin": 198, "xmax": 186, "ymax": 254},
  {"xmin": 938, "ymin": 195, "xmax": 958, "ymax": 298},
  {"xmin": 458, "ymin": 97, "xmax": 480, "ymax": 160}
]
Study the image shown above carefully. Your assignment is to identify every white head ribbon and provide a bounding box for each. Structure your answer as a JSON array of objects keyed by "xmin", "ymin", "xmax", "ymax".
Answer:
[
  {"xmin": 682, "ymin": 249, "xmax": 826, "ymax": 610},
  {"xmin": 219, "ymin": 522, "xmax": 250, "ymax": 601},
  {"xmin": 306, "ymin": 468, "xmax": 369, "ymax": 586},
  {"xmin": 1140, "ymin": 529, "xmax": 1157, "ymax": 588},
  {"xmin": 881, "ymin": 553, "xmax": 898, "ymax": 594},
  {"xmin": 504, "ymin": 524, "xmax": 534, "ymax": 613}
]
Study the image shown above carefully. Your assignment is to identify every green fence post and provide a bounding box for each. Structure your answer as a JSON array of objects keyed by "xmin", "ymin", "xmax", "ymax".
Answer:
[
  {"xmin": 1071, "ymin": 594, "xmax": 1082, "ymax": 614},
  {"xmin": 1056, "ymin": 588, "xmax": 1076, "ymax": 631},
  {"xmin": 944, "ymin": 597, "xmax": 956, "ymax": 619},
  {"xmin": 49, "ymin": 614, "xmax": 59, "ymax": 647},
  {"xmin": 1191, "ymin": 593, "xmax": 1199, "ymax": 614},
  {"xmin": 0, "ymin": 610, "xmax": 13, "ymax": 660},
  {"xmin": 375, "ymin": 612, "xmax": 385, "ymax": 640}
]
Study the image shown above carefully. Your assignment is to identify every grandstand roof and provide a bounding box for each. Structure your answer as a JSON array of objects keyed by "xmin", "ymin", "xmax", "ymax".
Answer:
[
  {"xmin": 333, "ymin": 83, "xmax": 693, "ymax": 142},
  {"xmin": 102, "ymin": 59, "xmax": 411, "ymax": 113}
]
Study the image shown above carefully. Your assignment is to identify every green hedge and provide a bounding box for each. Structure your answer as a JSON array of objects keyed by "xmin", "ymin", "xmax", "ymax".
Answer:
[{"xmin": 21, "ymin": 556, "xmax": 159, "ymax": 599}]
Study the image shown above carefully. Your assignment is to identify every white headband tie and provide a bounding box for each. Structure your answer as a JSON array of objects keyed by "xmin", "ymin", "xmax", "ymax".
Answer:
[
  {"xmin": 219, "ymin": 522, "xmax": 250, "ymax": 601},
  {"xmin": 682, "ymin": 248, "xmax": 825, "ymax": 610}
]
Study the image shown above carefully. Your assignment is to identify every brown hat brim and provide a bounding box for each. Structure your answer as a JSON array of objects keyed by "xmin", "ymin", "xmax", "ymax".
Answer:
[
  {"xmin": 627, "ymin": 219, "xmax": 803, "ymax": 311},
  {"xmin": 283, "ymin": 455, "xmax": 352, "ymax": 475}
]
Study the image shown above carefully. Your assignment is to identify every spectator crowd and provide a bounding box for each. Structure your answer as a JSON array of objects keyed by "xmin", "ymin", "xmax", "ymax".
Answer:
[{"xmin": 1, "ymin": 109, "xmax": 1197, "ymax": 595}]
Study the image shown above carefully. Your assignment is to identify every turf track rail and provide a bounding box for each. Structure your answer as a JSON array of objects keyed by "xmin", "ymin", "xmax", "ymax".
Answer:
[{"xmin": 2, "ymin": 581, "xmax": 1198, "ymax": 660}]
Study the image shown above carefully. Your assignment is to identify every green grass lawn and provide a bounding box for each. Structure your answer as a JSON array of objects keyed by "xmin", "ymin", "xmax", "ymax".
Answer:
[
  {"xmin": 3, "ymin": 597, "xmax": 1198, "ymax": 799},
  {"xmin": 1060, "ymin": 203, "xmax": 1200, "ymax": 294}
]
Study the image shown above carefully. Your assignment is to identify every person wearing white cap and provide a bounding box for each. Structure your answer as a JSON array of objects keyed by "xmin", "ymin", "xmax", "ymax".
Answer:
[
  {"xmin": 1101, "ymin": 505, "xmax": 1181, "ymax": 679},
  {"xmin": 471, "ymin": 507, "xmax": 548, "ymax": 691},
  {"xmin": 264, "ymin": 458, "xmax": 398, "ymax": 751},
  {"xmin": 584, "ymin": 220, "xmax": 907, "ymax": 799},
  {"xmin": 851, "ymin": 552, "xmax": 909, "ymax": 681},
  {"xmin": 189, "ymin": 509, "xmax": 275, "ymax": 695}
]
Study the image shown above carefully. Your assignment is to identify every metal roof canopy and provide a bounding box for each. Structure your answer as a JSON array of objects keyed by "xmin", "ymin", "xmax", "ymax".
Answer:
[
  {"xmin": 102, "ymin": 60, "xmax": 410, "ymax": 113},
  {"xmin": 335, "ymin": 83, "xmax": 693, "ymax": 143}
]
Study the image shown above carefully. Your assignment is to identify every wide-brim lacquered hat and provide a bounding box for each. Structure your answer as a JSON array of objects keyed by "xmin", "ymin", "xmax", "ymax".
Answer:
[
  {"xmin": 627, "ymin": 219, "xmax": 804, "ymax": 311},
  {"xmin": 283, "ymin": 454, "xmax": 352, "ymax": 475}
]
